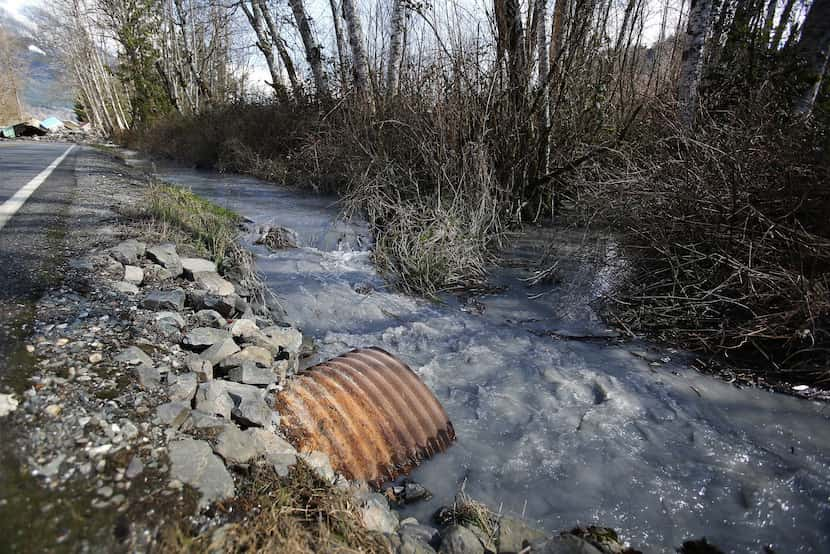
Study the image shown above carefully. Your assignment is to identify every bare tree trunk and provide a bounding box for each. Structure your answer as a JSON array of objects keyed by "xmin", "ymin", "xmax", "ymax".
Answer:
[
  {"xmin": 341, "ymin": 0, "xmax": 371, "ymax": 98},
  {"xmin": 288, "ymin": 0, "xmax": 330, "ymax": 98},
  {"xmin": 495, "ymin": 0, "xmax": 526, "ymax": 98},
  {"xmin": 771, "ymin": 0, "xmax": 797, "ymax": 50},
  {"xmin": 678, "ymin": 0, "xmax": 713, "ymax": 126},
  {"xmin": 385, "ymin": 0, "xmax": 406, "ymax": 96},
  {"xmin": 240, "ymin": 0, "xmax": 285, "ymax": 98},
  {"xmin": 328, "ymin": 0, "xmax": 350, "ymax": 90},
  {"xmin": 793, "ymin": 0, "xmax": 830, "ymax": 116},
  {"xmin": 536, "ymin": 0, "xmax": 550, "ymax": 174},
  {"xmin": 549, "ymin": 0, "xmax": 567, "ymax": 69},
  {"xmin": 256, "ymin": 0, "xmax": 304, "ymax": 98}
]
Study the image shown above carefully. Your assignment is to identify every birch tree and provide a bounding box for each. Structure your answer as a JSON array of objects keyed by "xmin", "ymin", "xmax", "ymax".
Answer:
[
  {"xmin": 287, "ymin": 0, "xmax": 330, "ymax": 98},
  {"xmin": 677, "ymin": 0, "xmax": 713, "ymax": 126},
  {"xmin": 328, "ymin": 0, "xmax": 350, "ymax": 90},
  {"xmin": 341, "ymin": 0, "xmax": 371, "ymax": 98},
  {"xmin": 792, "ymin": 0, "xmax": 830, "ymax": 116},
  {"xmin": 385, "ymin": 0, "xmax": 406, "ymax": 96}
]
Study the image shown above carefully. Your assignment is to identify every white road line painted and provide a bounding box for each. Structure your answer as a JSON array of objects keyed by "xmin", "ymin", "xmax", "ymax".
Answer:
[{"xmin": 0, "ymin": 145, "xmax": 75, "ymax": 232}]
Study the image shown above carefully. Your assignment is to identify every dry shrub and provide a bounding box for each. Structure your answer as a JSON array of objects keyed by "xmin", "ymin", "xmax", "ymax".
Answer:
[
  {"xmin": 589, "ymin": 103, "xmax": 830, "ymax": 379},
  {"xmin": 156, "ymin": 462, "xmax": 389, "ymax": 553}
]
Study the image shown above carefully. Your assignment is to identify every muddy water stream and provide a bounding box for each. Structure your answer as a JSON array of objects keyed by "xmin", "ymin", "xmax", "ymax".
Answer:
[{"xmin": 153, "ymin": 163, "xmax": 830, "ymax": 553}]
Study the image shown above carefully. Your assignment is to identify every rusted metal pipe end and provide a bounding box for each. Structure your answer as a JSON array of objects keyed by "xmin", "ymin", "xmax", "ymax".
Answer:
[{"xmin": 275, "ymin": 347, "xmax": 455, "ymax": 486}]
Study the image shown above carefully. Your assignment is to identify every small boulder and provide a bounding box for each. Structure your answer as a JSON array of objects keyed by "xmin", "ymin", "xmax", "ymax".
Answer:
[
  {"xmin": 231, "ymin": 396, "xmax": 273, "ymax": 428},
  {"xmin": 187, "ymin": 355, "xmax": 214, "ymax": 382},
  {"xmin": 168, "ymin": 372, "xmax": 198, "ymax": 402},
  {"xmin": 201, "ymin": 338, "xmax": 241, "ymax": 366},
  {"xmin": 299, "ymin": 451, "xmax": 335, "ymax": 483},
  {"xmin": 439, "ymin": 526, "xmax": 485, "ymax": 554},
  {"xmin": 115, "ymin": 346, "xmax": 153, "ymax": 367},
  {"xmin": 213, "ymin": 426, "xmax": 258, "ymax": 465},
  {"xmin": 227, "ymin": 318, "xmax": 259, "ymax": 338},
  {"xmin": 182, "ymin": 328, "xmax": 230, "ymax": 350},
  {"xmin": 145, "ymin": 264, "xmax": 174, "ymax": 281},
  {"xmin": 112, "ymin": 281, "xmax": 139, "ymax": 295},
  {"xmin": 109, "ymin": 239, "xmax": 146, "ymax": 265},
  {"xmin": 218, "ymin": 346, "xmax": 273, "ymax": 369},
  {"xmin": 168, "ymin": 439, "xmax": 235, "ymax": 509},
  {"xmin": 194, "ymin": 272, "xmax": 235, "ymax": 296},
  {"xmin": 146, "ymin": 244, "xmax": 183, "ymax": 277},
  {"xmin": 125, "ymin": 457, "xmax": 144, "ymax": 479},
  {"xmin": 195, "ymin": 309, "xmax": 227, "ymax": 328},
  {"xmin": 527, "ymin": 534, "xmax": 603, "ymax": 554},
  {"xmin": 228, "ymin": 362, "xmax": 277, "ymax": 386},
  {"xmin": 155, "ymin": 311, "xmax": 186, "ymax": 328},
  {"xmin": 0, "ymin": 393, "xmax": 19, "ymax": 417},
  {"xmin": 497, "ymin": 516, "xmax": 546, "ymax": 554},
  {"xmin": 123, "ymin": 265, "xmax": 144, "ymax": 284},
  {"xmin": 143, "ymin": 289, "xmax": 186, "ymax": 311},
  {"xmin": 260, "ymin": 325, "xmax": 303, "ymax": 354},
  {"xmin": 156, "ymin": 401, "xmax": 190, "ymax": 428},
  {"xmin": 134, "ymin": 365, "xmax": 161, "ymax": 390},
  {"xmin": 359, "ymin": 492, "xmax": 399, "ymax": 535},
  {"xmin": 181, "ymin": 257, "xmax": 217, "ymax": 279}
]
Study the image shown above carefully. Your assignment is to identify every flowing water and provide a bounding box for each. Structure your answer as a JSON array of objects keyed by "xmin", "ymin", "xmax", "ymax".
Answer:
[{"xmin": 153, "ymin": 163, "xmax": 830, "ymax": 553}]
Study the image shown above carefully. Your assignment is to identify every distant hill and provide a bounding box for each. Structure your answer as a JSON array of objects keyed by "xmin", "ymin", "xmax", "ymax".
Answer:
[{"xmin": 0, "ymin": 5, "xmax": 75, "ymax": 123}]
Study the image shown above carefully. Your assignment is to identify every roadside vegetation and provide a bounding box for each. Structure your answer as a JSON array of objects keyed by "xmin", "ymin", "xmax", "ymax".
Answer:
[{"xmin": 46, "ymin": 0, "xmax": 830, "ymax": 384}]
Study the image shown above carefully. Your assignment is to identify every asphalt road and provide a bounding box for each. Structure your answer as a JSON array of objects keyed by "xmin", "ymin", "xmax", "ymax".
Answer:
[{"xmin": 0, "ymin": 141, "xmax": 79, "ymax": 385}]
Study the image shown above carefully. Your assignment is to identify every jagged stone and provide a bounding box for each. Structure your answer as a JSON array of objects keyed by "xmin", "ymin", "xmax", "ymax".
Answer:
[
  {"xmin": 168, "ymin": 439, "xmax": 234, "ymax": 509},
  {"xmin": 115, "ymin": 346, "xmax": 153, "ymax": 367},
  {"xmin": 181, "ymin": 257, "xmax": 217, "ymax": 279},
  {"xmin": 146, "ymin": 244, "xmax": 183, "ymax": 277},
  {"xmin": 218, "ymin": 346, "xmax": 273, "ymax": 369},
  {"xmin": 109, "ymin": 239, "xmax": 145, "ymax": 265},
  {"xmin": 134, "ymin": 365, "xmax": 161, "ymax": 389},
  {"xmin": 155, "ymin": 311, "xmax": 186, "ymax": 328},
  {"xmin": 213, "ymin": 426, "xmax": 258, "ymax": 465},
  {"xmin": 112, "ymin": 281, "xmax": 139, "ymax": 295},
  {"xmin": 187, "ymin": 354, "xmax": 214, "ymax": 382},
  {"xmin": 260, "ymin": 324, "xmax": 303, "ymax": 354},
  {"xmin": 201, "ymin": 338, "xmax": 240, "ymax": 366},
  {"xmin": 182, "ymin": 328, "xmax": 230, "ymax": 350},
  {"xmin": 439, "ymin": 526, "xmax": 484, "ymax": 554},
  {"xmin": 123, "ymin": 265, "xmax": 144, "ymax": 284},
  {"xmin": 228, "ymin": 318, "xmax": 259, "ymax": 338},
  {"xmin": 142, "ymin": 289, "xmax": 186, "ymax": 311},
  {"xmin": 195, "ymin": 309, "xmax": 227, "ymax": 328},
  {"xmin": 168, "ymin": 372, "xmax": 198, "ymax": 402},
  {"xmin": 227, "ymin": 362, "xmax": 277, "ymax": 386},
  {"xmin": 497, "ymin": 516, "xmax": 546, "ymax": 554},
  {"xmin": 194, "ymin": 272, "xmax": 235, "ymax": 296},
  {"xmin": 156, "ymin": 401, "xmax": 190, "ymax": 428}
]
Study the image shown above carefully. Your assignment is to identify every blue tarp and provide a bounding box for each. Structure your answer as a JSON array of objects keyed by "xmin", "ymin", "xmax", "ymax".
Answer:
[{"xmin": 40, "ymin": 116, "xmax": 63, "ymax": 131}]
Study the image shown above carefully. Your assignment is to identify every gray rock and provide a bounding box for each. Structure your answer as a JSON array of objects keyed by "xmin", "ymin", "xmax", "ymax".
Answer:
[
  {"xmin": 227, "ymin": 318, "xmax": 259, "ymax": 338},
  {"xmin": 193, "ymin": 380, "xmax": 265, "ymax": 420},
  {"xmin": 145, "ymin": 264, "xmax": 174, "ymax": 281},
  {"xmin": 134, "ymin": 365, "xmax": 161, "ymax": 389},
  {"xmin": 181, "ymin": 257, "xmax": 217, "ymax": 279},
  {"xmin": 125, "ymin": 457, "xmax": 144, "ymax": 479},
  {"xmin": 218, "ymin": 346, "xmax": 273, "ymax": 369},
  {"xmin": 155, "ymin": 311, "xmax": 186, "ymax": 328},
  {"xmin": 228, "ymin": 362, "xmax": 277, "ymax": 386},
  {"xmin": 231, "ymin": 396, "xmax": 273, "ymax": 428},
  {"xmin": 399, "ymin": 534, "xmax": 437, "ymax": 554},
  {"xmin": 497, "ymin": 517, "xmax": 546, "ymax": 554},
  {"xmin": 400, "ymin": 523, "xmax": 440, "ymax": 549},
  {"xmin": 299, "ymin": 451, "xmax": 335, "ymax": 483},
  {"xmin": 146, "ymin": 244, "xmax": 183, "ymax": 277},
  {"xmin": 156, "ymin": 401, "xmax": 190, "ymax": 428},
  {"xmin": 213, "ymin": 426, "xmax": 258, "ymax": 465},
  {"xmin": 112, "ymin": 281, "xmax": 139, "ymax": 295},
  {"xmin": 143, "ymin": 289, "xmax": 186, "ymax": 311},
  {"xmin": 194, "ymin": 272, "xmax": 235, "ymax": 296},
  {"xmin": 247, "ymin": 428, "xmax": 297, "ymax": 461},
  {"xmin": 186, "ymin": 410, "xmax": 231, "ymax": 432},
  {"xmin": 123, "ymin": 265, "xmax": 144, "ymax": 284},
  {"xmin": 182, "ymin": 327, "xmax": 230, "ymax": 350},
  {"xmin": 439, "ymin": 526, "xmax": 485, "ymax": 554},
  {"xmin": 201, "ymin": 338, "xmax": 241, "ymax": 366},
  {"xmin": 168, "ymin": 439, "xmax": 235, "ymax": 509},
  {"xmin": 360, "ymin": 492, "xmax": 399, "ymax": 535},
  {"xmin": 260, "ymin": 325, "xmax": 303, "ymax": 354},
  {"xmin": 0, "ymin": 393, "xmax": 19, "ymax": 417},
  {"xmin": 189, "ymin": 291, "xmax": 236, "ymax": 317},
  {"xmin": 528, "ymin": 535, "xmax": 603, "ymax": 554},
  {"xmin": 187, "ymin": 355, "xmax": 213, "ymax": 382},
  {"xmin": 168, "ymin": 372, "xmax": 198, "ymax": 402},
  {"xmin": 109, "ymin": 239, "xmax": 146, "ymax": 265},
  {"xmin": 116, "ymin": 346, "xmax": 153, "ymax": 367},
  {"xmin": 195, "ymin": 309, "xmax": 227, "ymax": 328}
]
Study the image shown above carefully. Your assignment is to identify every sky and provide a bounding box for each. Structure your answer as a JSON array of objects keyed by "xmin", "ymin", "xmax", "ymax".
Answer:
[{"xmin": 0, "ymin": 0, "xmax": 38, "ymax": 28}]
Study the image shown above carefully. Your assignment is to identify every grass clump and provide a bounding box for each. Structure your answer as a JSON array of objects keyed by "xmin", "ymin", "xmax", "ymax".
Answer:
[
  {"xmin": 146, "ymin": 181, "xmax": 240, "ymax": 267},
  {"xmin": 156, "ymin": 462, "xmax": 389, "ymax": 554}
]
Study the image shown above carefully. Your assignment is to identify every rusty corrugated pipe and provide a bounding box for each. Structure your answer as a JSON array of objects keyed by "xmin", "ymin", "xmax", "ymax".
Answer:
[{"xmin": 275, "ymin": 347, "xmax": 455, "ymax": 485}]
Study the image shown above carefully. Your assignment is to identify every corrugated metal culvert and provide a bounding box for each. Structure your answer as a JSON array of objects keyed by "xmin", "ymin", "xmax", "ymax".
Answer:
[{"xmin": 276, "ymin": 347, "xmax": 455, "ymax": 485}]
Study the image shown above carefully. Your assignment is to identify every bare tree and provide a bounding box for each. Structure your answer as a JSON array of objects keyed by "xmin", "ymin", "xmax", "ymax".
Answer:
[
  {"xmin": 678, "ymin": 0, "xmax": 713, "ymax": 126},
  {"xmin": 287, "ymin": 0, "xmax": 330, "ymax": 98},
  {"xmin": 340, "ymin": 0, "xmax": 371, "ymax": 98},
  {"xmin": 793, "ymin": 0, "xmax": 830, "ymax": 116},
  {"xmin": 256, "ymin": 0, "xmax": 303, "ymax": 98},
  {"xmin": 385, "ymin": 0, "xmax": 406, "ymax": 96},
  {"xmin": 328, "ymin": 0, "xmax": 350, "ymax": 90}
]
